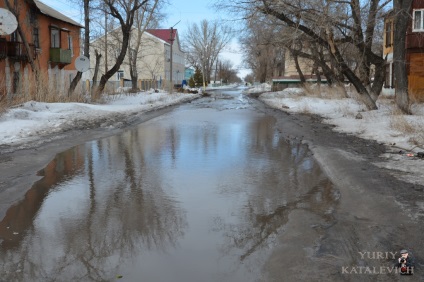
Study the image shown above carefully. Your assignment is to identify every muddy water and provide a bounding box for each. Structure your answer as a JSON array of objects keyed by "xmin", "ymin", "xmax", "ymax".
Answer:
[{"xmin": 0, "ymin": 88, "xmax": 338, "ymax": 281}]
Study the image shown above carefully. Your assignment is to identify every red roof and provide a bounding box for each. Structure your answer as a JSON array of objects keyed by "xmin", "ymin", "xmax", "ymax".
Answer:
[{"xmin": 146, "ymin": 29, "xmax": 177, "ymax": 44}]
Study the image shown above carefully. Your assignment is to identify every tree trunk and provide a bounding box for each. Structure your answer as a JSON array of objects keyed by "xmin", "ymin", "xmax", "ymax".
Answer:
[
  {"xmin": 96, "ymin": 26, "xmax": 132, "ymax": 95},
  {"xmin": 91, "ymin": 49, "xmax": 102, "ymax": 97},
  {"xmin": 393, "ymin": 0, "xmax": 413, "ymax": 114},
  {"xmin": 69, "ymin": 72, "xmax": 82, "ymax": 96},
  {"xmin": 292, "ymin": 51, "xmax": 306, "ymax": 84},
  {"xmin": 129, "ymin": 47, "xmax": 138, "ymax": 92},
  {"xmin": 68, "ymin": 0, "xmax": 90, "ymax": 96},
  {"xmin": 370, "ymin": 61, "xmax": 386, "ymax": 102}
]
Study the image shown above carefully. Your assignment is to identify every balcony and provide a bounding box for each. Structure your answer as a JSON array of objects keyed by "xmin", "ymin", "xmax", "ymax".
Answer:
[
  {"xmin": 50, "ymin": 48, "xmax": 71, "ymax": 65},
  {"xmin": 0, "ymin": 41, "xmax": 35, "ymax": 61}
]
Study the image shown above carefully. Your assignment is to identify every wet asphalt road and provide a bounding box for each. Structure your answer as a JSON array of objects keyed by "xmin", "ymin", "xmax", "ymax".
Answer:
[{"xmin": 0, "ymin": 88, "xmax": 423, "ymax": 282}]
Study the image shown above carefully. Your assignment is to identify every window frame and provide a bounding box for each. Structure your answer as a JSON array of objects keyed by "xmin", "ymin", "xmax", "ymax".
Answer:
[
  {"xmin": 385, "ymin": 21, "xmax": 393, "ymax": 47},
  {"xmin": 50, "ymin": 27, "xmax": 60, "ymax": 48},
  {"xmin": 33, "ymin": 28, "xmax": 40, "ymax": 48},
  {"xmin": 413, "ymin": 9, "xmax": 424, "ymax": 32},
  {"xmin": 117, "ymin": 70, "xmax": 124, "ymax": 80},
  {"xmin": 68, "ymin": 35, "xmax": 73, "ymax": 57}
]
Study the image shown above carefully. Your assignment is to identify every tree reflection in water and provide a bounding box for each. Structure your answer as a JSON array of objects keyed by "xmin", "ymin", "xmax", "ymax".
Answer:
[
  {"xmin": 212, "ymin": 116, "xmax": 339, "ymax": 263},
  {"xmin": 0, "ymin": 102, "xmax": 338, "ymax": 281},
  {"xmin": 0, "ymin": 130, "xmax": 187, "ymax": 281}
]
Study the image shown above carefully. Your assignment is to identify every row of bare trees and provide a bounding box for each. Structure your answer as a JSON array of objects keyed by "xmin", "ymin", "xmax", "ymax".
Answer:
[
  {"xmin": 183, "ymin": 20, "xmax": 234, "ymax": 84},
  {"xmin": 216, "ymin": 0, "xmax": 412, "ymax": 112}
]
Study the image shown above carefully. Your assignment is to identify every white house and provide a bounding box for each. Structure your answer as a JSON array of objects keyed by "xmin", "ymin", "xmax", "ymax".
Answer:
[{"xmin": 85, "ymin": 28, "xmax": 185, "ymax": 90}]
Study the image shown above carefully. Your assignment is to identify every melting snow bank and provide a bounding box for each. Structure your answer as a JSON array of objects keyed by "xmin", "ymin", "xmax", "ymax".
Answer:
[
  {"xmin": 0, "ymin": 92, "xmax": 199, "ymax": 153},
  {"xmin": 259, "ymin": 87, "xmax": 424, "ymax": 185}
]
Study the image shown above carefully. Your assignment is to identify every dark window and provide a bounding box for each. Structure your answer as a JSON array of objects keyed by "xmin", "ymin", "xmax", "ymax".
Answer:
[
  {"xmin": 384, "ymin": 64, "xmax": 391, "ymax": 88},
  {"xmin": 11, "ymin": 31, "xmax": 18, "ymax": 42},
  {"xmin": 30, "ymin": 8, "xmax": 37, "ymax": 24},
  {"xmin": 391, "ymin": 63, "xmax": 395, "ymax": 89},
  {"xmin": 33, "ymin": 28, "xmax": 39, "ymax": 48},
  {"xmin": 385, "ymin": 21, "xmax": 392, "ymax": 47}
]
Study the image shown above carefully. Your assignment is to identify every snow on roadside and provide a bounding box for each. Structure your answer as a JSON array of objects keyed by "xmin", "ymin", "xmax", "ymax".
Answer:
[
  {"xmin": 259, "ymin": 87, "xmax": 424, "ymax": 185},
  {"xmin": 0, "ymin": 91, "xmax": 199, "ymax": 150},
  {"xmin": 260, "ymin": 87, "xmax": 424, "ymax": 151}
]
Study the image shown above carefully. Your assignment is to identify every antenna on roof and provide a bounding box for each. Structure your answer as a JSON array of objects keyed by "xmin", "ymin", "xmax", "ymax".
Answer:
[{"xmin": 0, "ymin": 8, "xmax": 18, "ymax": 36}]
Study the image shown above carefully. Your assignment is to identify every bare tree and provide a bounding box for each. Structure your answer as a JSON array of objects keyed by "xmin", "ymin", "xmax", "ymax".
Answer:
[
  {"xmin": 218, "ymin": 59, "xmax": 241, "ymax": 83},
  {"xmin": 184, "ymin": 20, "xmax": 232, "ymax": 83},
  {"xmin": 217, "ymin": 0, "xmax": 392, "ymax": 110},
  {"xmin": 127, "ymin": 0, "xmax": 162, "ymax": 91},
  {"xmin": 95, "ymin": 0, "xmax": 148, "ymax": 96},
  {"xmin": 239, "ymin": 14, "xmax": 285, "ymax": 83}
]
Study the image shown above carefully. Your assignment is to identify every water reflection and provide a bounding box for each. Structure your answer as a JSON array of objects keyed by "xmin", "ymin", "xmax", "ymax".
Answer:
[
  {"xmin": 0, "ymin": 135, "xmax": 187, "ymax": 281},
  {"xmin": 0, "ymin": 93, "xmax": 337, "ymax": 281}
]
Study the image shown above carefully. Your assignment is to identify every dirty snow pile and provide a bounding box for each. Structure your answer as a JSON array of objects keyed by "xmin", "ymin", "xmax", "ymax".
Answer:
[
  {"xmin": 0, "ymin": 90, "xmax": 199, "ymax": 150},
  {"xmin": 260, "ymin": 87, "xmax": 424, "ymax": 185},
  {"xmin": 245, "ymin": 83, "xmax": 272, "ymax": 94}
]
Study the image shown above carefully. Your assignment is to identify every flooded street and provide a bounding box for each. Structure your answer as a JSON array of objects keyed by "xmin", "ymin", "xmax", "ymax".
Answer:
[{"xmin": 0, "ymin": 88, "xmax": 339, "ymax": 281}]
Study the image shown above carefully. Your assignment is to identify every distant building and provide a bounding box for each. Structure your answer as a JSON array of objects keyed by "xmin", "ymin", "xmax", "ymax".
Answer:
[
  {"xmin": 87, "ymin": 28, "xmax": 185, "ymax": 89},
  {"xmin": 185, "ymin": 67, "xmax": 194, "ymax": 80}
]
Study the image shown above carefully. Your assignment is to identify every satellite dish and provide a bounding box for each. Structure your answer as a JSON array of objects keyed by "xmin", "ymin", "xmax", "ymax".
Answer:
[
  {"xmin": 0, "ymin": 8, "xmax": 18, "ymax": 36},
  {"xmin": 75, "ymin": 55, "xmax": 90, "ymax": 72}
]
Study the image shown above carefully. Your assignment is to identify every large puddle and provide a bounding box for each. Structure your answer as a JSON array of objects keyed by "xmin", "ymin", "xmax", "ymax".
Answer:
[{"xmin": 0, "ymin": 89, "xmax": 338, "ymax": 281}]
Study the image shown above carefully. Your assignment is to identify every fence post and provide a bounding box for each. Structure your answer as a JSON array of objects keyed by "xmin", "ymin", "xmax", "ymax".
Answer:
[
  {"xmin": 120, "ymin": 78, "xmax": 124, "ymax": 88},
  {"xmin": 86, "ymin": 79, "xmax": 90, "ymax": 92}
]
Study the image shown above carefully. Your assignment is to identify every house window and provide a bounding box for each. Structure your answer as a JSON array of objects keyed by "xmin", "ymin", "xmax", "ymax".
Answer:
[
  {"xmin": 385, "ymin": 21, "xmax": 392, "ymax": 47},
  {"xmin": 68, "ymin": 35, "xmax": 73, "ymax": 56},
  {"xmin": 51, "ymin": 28, "xmax": 60, "ymax": 48},
  {"xmin": 11, "ymin": 31, "xmax": 18, "ymax": 42},
  {"xmin": 117, "ymin": 70, "xmax": 124, "ymax": 80},
  {"xmin": 33, "ymin": 28, "xmax": 40, "ymax": 48},
  {"xmin": 413, "ymin": 9, "xmax": 424, "ymax": 31},
  {"xmin": 385, "ymin": 64, "xmax": 390, "ymax": 88}
]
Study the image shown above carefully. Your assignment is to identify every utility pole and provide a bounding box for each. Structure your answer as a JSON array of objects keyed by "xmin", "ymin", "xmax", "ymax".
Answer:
[
  {"xmin": 104, "ymin": 5, "xmax": 108, "ymax": 74},
  {"xmin": 169, "ymin": 21, "xmax": 180, "ymax": 94},
  {"xmin": 169, "ymin": 27, "xmax": 174, "ymax": 94}
]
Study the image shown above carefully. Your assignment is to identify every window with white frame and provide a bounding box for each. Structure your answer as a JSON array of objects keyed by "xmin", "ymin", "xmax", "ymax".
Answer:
[
  {"xmin": 413, "ymin": 9, "xmax": 424, "ymax": 31},
  {"xmin": 117, "ymin": 70, "xmax": 124, "ymax": 80},
  {"xmin": 68, "ymin": 35, "xmax": 73, "ymax": 57},
  {"xmin": 51, "ymin": 28, "xmax": 60, "ymax": 48}
]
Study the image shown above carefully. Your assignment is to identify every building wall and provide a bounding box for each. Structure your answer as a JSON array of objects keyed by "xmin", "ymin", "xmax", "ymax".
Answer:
[
  {"xmin": 406, "ymin": 0, "xmax": 424, "ymax": 100},
  {"xmin": 0, "ymin": 0, "xmax": 81, "ymax": 96},
  {"xmin": 88, "ymin": 29, "xmax": 185, "ymax": 89},
  {"xmin": 284, "ymin": 49, "xmax": 314, "ymax": 77}
]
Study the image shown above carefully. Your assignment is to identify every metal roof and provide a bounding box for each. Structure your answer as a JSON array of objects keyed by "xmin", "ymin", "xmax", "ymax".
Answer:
[
  {"xmin": 146, "ymin": 29, "xmax": 177, "ymax": 45},
  {"xmin": 35, "ymin": 0, "xmax": 84, "ymax": 28}
]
